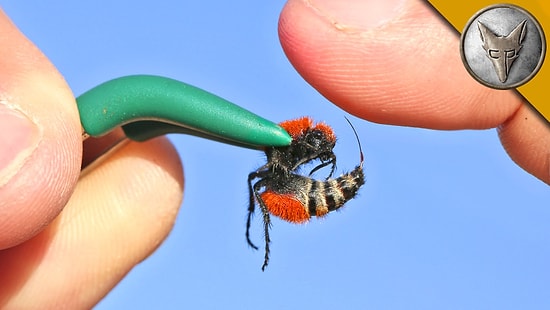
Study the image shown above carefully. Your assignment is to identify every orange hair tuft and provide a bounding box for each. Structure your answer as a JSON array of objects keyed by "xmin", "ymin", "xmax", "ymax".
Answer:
[
  {"xmin": 261, "ymin": 191, "xmax": 310, "ymax": 224},
  {"xmin": 279, "ymin": 117, "xmax": 314, "ymax": 139},
  {"xmin": 313, "ymin": 122, "xmax": 336, "ymax": 142}
]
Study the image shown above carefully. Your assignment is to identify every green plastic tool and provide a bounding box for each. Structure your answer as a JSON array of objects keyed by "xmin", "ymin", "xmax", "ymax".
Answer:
[
  {"xmin": 77, "ymin": 75, "xmax": 291, "ymax": 150},
  {"xmin": 76, "ymin": 75, "xmax": 292, "ymax": 170}
]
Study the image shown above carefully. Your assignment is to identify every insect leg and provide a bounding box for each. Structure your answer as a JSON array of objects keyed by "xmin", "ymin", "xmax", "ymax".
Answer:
[
  {"xmin": 247, "ymin": 168, "xmax": 272, "ymax": 249},
  {"xmin": 246, "ymin": 171, "xmax": 264, "ymax": 250},
  {"xmin": 308, "ymin": 154, "xmax": 336, "ymax": 179},
  {"xmin": 252, "ymin": 181, "xmax": 272, "ymax": 271}
]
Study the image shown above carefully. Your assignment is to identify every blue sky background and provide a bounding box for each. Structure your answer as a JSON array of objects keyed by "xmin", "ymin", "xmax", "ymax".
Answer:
[{"xmin": 2, "ymin": 1, "xmax": 549, "ymax": 309}]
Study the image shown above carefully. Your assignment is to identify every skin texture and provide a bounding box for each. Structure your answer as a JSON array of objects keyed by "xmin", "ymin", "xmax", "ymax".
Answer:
[
  {"xmin": 278, "ymin": 0, "xmax": 550, "ymax": 184},
  {"xmin": 0, "ymin": 0, "xmax": 547, "ymax": 308},
  {"xmin": 0, "ymin": 10, "xmax": 184, "ymax": 308}
]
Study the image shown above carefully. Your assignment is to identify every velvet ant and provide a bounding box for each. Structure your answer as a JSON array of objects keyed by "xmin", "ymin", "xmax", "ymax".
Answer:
[{"xmin": 247, "ymin": 116, "xmax": 365, "ymax": 271}]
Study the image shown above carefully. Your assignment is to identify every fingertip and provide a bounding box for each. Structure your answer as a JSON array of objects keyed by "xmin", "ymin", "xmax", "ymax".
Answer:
[
  {"xmin": 498, "ymin": 105, "xmax": 550, "ymax": 185},
  {"xmin": 278, "ymin": 0, "xmax": 521, "ymax": 129},
  {"xmin": 0, "ymin": 137, "xmax": 184, "ymax": 308},
  {"xmin": 0, "ymin": 10, "xmax": 82, "ymax": 249}
]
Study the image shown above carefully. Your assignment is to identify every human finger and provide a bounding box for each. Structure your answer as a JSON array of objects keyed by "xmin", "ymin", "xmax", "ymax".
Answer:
[
  {"xmin": 278, "ymin": 0, "xmax": 549, "ymax": 184},
  {"xmin": 498, "ymin": 105, "xmax": 550, "ymax": 184},
  {"xmin": 0, "ymin": 137, "xmax": 184, "ymax": 308},
  {"xmin": 278, "ymin": 0, "xmax": 524, "ymax": 129},
  {"xmin": 0, "ymin": 9, "xmax": 82, "ymax": 249}
]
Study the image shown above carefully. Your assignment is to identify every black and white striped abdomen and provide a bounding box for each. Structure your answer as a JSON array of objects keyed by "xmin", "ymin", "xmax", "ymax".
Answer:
[{"xmin": 306, "ymin": 164, "xmax": 365, "ymax": 217}]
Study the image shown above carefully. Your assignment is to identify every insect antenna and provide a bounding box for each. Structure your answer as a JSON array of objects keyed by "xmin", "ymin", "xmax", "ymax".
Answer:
[{"xmin": 344, "ymin": 116, "xmax": 364, "ymax": 166}]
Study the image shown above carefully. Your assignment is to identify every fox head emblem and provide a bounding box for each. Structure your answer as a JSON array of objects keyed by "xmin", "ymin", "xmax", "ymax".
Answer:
[{"xmin": 478, "ymin": 20, "xmax": 527, "ymax": 82}]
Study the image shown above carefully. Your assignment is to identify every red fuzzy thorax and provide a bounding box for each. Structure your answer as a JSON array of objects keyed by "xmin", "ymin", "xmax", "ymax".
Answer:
[{"xmin": 279, "ymin": 117, "xmax": 336, "ymax": 143}]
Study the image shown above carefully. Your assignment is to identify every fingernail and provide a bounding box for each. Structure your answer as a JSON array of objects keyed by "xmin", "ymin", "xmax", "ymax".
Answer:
[
  {"xmin": 0, "ymin": 103, "xmax": 41, "ymax": 185},
  {"xmin": 307, "ymin": 0, "xmax": 406, "ymax": 29}
]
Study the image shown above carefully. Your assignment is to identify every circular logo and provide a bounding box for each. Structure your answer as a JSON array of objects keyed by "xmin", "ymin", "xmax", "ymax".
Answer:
[{"xmin": 460, "ymin": 4, "xmax": 546, "ymax": 89}]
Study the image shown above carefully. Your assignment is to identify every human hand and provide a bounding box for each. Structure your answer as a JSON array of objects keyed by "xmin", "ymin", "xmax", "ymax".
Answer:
[
  {"xmin": 279, "ymin": 0, "xmax": 550, "ymax": 185},
  {"xmin": 0, "ymin": 10, "xmax": 184, "ymax": 308}
]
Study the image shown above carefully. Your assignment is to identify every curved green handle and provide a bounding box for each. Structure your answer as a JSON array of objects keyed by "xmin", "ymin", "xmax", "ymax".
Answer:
[{"xmin": 76, "ymin": 75, "xmax": 291, "ymax": 149}]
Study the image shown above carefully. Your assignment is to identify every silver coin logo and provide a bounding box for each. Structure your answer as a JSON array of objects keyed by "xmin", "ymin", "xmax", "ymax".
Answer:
[{"xmin": 460, "ymin": 4, "xmax": 546, "ymax": 89}]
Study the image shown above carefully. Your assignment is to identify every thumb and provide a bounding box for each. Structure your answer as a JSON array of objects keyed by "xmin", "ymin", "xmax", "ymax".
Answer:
[
  {"xmin": 279, "ymin": 0, "xmax": 550, "ymax": 184},
  {"xmin": 278, "ymin": 0, "xmax": 522, "ymax": 129},
  {"xmin": 0, "ymin": 10, "xmax": 81, "ymax": 248}
]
